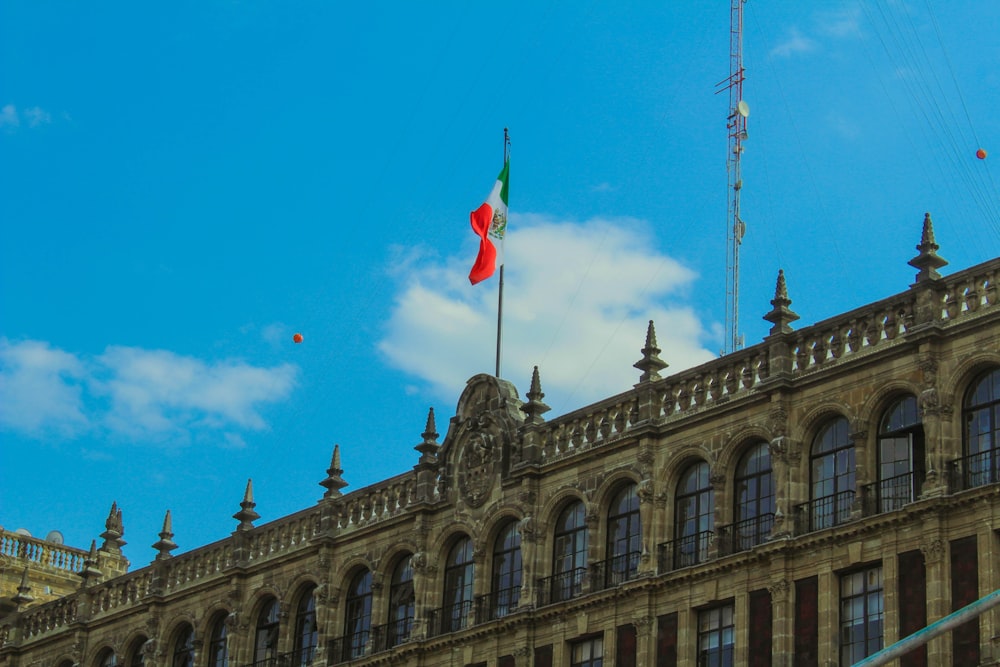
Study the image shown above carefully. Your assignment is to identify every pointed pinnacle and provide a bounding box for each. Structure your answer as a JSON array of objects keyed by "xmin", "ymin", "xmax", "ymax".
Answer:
[
  {"xmin": 234, "ymin": 478, "xmax": 261, "ymax": 530},
  {"xmin": 414, "ymin": 408, "xmax": 441, "ymax": 465},
  {"xmin": 152, "ymin": 510, "xmax": 177, "ymax": 560},
  {"xmin": 763, "ymin": 269, "xmax": 800, "ymax": 336},
  {"xmin": 521, "ymin": 366, "xmax": 551, "ymax": 425},
  {"xmin": 634, "ymin": 320, "xmax": 668, "ymax": 383},
  {"xmin": 320, "ymin": 444, "xmax": 349, "ymax": 499},
  {"xmin": 908, "ymin": 212, "xmax": 948, "ymax": 283}
]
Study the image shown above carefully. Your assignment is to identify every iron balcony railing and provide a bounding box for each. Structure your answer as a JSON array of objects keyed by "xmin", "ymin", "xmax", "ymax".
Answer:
[
  {"xmin": 426, "ymin": 599, "xmax": 473, "ymax": 638},
  {"xmin": 716, "ymin": 513, "xmax": 774, "ymax": 556},
  {"xmin": 328, "ymin": 618, "xmax": 414, "ymax": 664},
  {"xmin": 591, "ymin": 550, "xmax": 642, "ymax": 590},
  {"xmin": 948, "ymin": 450, "xmax": 1000, "ymax": 492},
  {"xmin": 475, "ymin": 586, "xmax": 520, "ymax": 622},
  {"xmin": 861, "ymin": 472, "xmax": 916, "ymax": 515},
  {"xmin": 657, "ymin": 530, "xmax": 713, "ymax": 572},
  {"xmin": 795, "ymin": 490, "xmax": 855, "ymax": 534},
  {"xmin": 536, "ymin": 566, "xmax": 588, "ymax": 606}
]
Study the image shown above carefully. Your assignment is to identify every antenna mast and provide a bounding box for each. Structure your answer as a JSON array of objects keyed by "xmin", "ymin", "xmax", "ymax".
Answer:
[{"xmin": 717, "ymin": 0, "xmax": 748, "ymax": 354}]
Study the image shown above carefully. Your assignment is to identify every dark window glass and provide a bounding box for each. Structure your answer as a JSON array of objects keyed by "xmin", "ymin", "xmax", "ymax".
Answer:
[
  {"xmin": 344, "ymin": 571, "xmax": 372, "ymax": 659},
  {"xmin": 552, "ymin": 501, "xmax": 588, "ymax": 601},
  {"xmin": 293, "ymin": 589, "xmax": 317, "ymax": 667},
  {"xmin": 697, "ymin": 605, "xmax": 734, "ymax": 667},
  {"xmin": 963, "ymin": 368, "xmax": 1000, "ymax": 487},
  {"xmin": 253, "ymin": 599, "xmax": 280, "ymax": 666},
  {"xmin": 810, "ymin": 417, "xmax": 855, "ymax": 529},
  {"xmin": 387, "ymin": 556, "xmax": 414, "ymax": 647},
  {"xmin": 606, "ymin": 483, "xmax": 641, "ymax": 583},
  {"xmin": 840, "ymin": 566, "xmax": 884, "ymax": 665},
  {"xmin": 172, "ymin": 626, "xmax": 194, "ymax": 667},
  {"xmin": 674, "ymin": 462, "xmax": 713, "ymax": 566},
  {"xmin": 208, "ymin": 616, "xmax": 228, "ymax": 667},
  {"xmin": 878, "ymin": 396, "xmax": 922, "ymax": 510},
  {"xmin": 734, "ymin": 442, "xmax": 774, "ymax": 548},
  {"xmin": 443, "ymin": 538, "xmax": 474, "ymax": 631},
  {"xmin": 491, "ymin": 521, "xmax": 522, "ymax": 617},
  {"xmin": 570, "ymin": 636, "xmax": 603, "ymax": 667}
]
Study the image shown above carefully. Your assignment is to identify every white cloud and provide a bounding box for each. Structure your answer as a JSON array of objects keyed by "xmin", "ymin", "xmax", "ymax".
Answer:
[
  {"xmin": 771, "ymin": 27, "xmax": 818, "ymax": 58},
  {"xmin": 0, "ymin": 339, "xmax": 88, "ymax": 437},
  {"xmin": 820, "ymin": 8, "xmax": 863, "ymax": 39},
  {"xmin": 94, "ymin": 346, "xmax": 297, "ymax": 443},
  {"xmin": 378, "ymin": 215, "xmax": 716, "ymax": 414},
  {"xmin": 0, "ymin": 104, "xmax": 20, "ymax": 129},
  {"xmin": 23, "ymin": 106, "xmax": 52, "ymax": 127},
  {"xmin": 0, "ymin": 339, "xmax": 297, "ymax": 447}
]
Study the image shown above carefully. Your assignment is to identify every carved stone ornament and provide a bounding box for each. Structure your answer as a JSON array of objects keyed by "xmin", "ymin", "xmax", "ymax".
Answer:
[{"xmin": 457, "ymin": 428, "xmax": 499, "ymax": 508}]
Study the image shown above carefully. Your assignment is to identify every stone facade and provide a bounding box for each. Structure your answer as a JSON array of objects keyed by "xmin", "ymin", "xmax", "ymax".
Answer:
[{"xmin": 2, "ymin": 215, "xmax": 999, "ymax": 666}]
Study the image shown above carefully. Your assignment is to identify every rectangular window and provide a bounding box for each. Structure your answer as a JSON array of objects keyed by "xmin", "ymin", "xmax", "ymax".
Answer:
[
  {"xmin": 697, "ymin": 604, "xmax": 734, "ymax": 667},
  {"xmin": 840, "ymin": 565, "xmax": 884, "ymax": 666},
  {"xmin": 570, "ymin": 636, "xmax": 603, "ymax": 667}
]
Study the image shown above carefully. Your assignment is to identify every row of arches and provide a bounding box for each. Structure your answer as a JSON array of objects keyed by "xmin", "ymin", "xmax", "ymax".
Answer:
[{"xmin": 71, "ymin": 368, "xmax": 999, "ymax": 665}]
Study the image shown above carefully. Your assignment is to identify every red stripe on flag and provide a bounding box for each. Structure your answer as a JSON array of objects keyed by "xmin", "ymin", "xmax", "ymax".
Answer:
[{"xmin": 468, "ymin": 202, "xmax": 497, "ymax": 284}]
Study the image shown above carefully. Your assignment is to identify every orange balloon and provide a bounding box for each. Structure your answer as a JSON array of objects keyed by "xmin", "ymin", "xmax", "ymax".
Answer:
[
  {"xmin": 976, "ymin": 148, "xmax": 987, "ymax": 159},
  {"xmin": 293, "ymin": 333, "xmax": 303, "ymax": 343}
]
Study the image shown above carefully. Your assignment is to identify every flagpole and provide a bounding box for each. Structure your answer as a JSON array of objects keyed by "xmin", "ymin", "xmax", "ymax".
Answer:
[{"xmin": 495, "ymin": 128, "xmax": 510, "ymax": 378}]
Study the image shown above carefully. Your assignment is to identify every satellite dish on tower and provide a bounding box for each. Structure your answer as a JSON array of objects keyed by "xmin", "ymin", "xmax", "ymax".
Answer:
[
  {"xmin": 737, "ymin": 100, "xmax": 750, "ymax": 118},
  {"xmin": 46, "ymin": 530, "xmax": 65, "ymax": 544}
]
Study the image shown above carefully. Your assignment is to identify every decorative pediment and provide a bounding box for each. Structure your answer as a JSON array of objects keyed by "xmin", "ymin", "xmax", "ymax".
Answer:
[{"xmin": 440, "ymin": 374, "xmax": 524, "ymax": 509}]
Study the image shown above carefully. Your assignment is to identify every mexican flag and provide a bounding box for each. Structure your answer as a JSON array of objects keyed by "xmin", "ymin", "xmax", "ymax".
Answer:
[{"xmin": 468, "ymin": 160, "xmax": 509, "ymax": 285}]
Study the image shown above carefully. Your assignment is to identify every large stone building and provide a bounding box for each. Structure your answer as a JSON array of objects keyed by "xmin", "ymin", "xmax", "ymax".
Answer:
[{"xmin": 2, "ymin": 214, "xmax": 999, "ymax": 666}]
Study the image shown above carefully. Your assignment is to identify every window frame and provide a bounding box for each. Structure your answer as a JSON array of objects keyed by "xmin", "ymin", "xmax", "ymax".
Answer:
[
  {"xmin": 674, "ymin": 461, "xmax": 714, "ymax": 567},
  {"xmin": 442, "ymin": 537, "xmax": 475, "ymax": 632},
  {"xmin": 839, "ymin": 564, "xmax": 884, "ymax": 666},
  {"xmin": 490, "ymin": 520, "xmax": 522, "ymax": 618},
  {"xmin": 809, "ymin": 417, "xmax": 856, "ymax": 530},
  {"xmin": 606, "ymin": 482, "xmax": 641, "ymax": 584},
  {"xmin": 733, "ymin": 442, "xmax": 774, "ymax": 549},
  {"xmin": 343, "ymin": 570, "xmax": 373, "ymax": 659}
]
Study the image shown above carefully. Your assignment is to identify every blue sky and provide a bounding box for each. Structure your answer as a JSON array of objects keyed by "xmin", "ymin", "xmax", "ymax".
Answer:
[{"xmin": 2, "ymin": 1, "xmax": 998, "ymax": 566}]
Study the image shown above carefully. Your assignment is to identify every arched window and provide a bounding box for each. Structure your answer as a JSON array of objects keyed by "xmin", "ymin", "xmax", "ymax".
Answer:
[
  {"xmin": 810, "ymin": 417, "xmax": 855, "ymax": 530},
  {"xmin": 963, "ymin": 368, "xmax": 1000, "ymax": 489},
  {"xmin": 606, "ymin": 483, "xmax": 641, "ymax": 585},
  {"xmin": 734, "ymin": 442, "xmax": 774, "ymax": 550},
  {"xmin": 673, "ymin": 461, "xmax": 713, "ymax": 568},
  {"xmin": 96, "ymin": 648, "xmax": 117, "ymax": 667},
  {"xmin": 442, "ymin": 537, "xmax": 474, "ymax": 632},
  {"xmin": 207, "ymin": 615, "xmax": 228, "ymax": 667},
  {"xmin": 293, "ymin": 588, "xmax": 317, "ymax": 667},
  {"xmin": 343, "ymin": 570, "xmax": 372, "ymax": 659},
  {"xmin": 172, "ymin": 625, "xmax": 194, "ymax": 667},
  {"xmin": 126, "ymin": 636, "xmax": 147, "ymax": 667},
  {"xmin": 489, "ymin": 521, "xmax": 522, "ymax": 620},
  {"xmin": 552, "ymin": 500, "xmax": 588, "ymax": 602},
  {"xmin": 387, "ymin": 556, "xmax": 414, "ymax": 648},
  {"xmin": 877, "ymin": 395, "xmax": 923, "ymax": 510},
  {"xmin": 253, "ymin": 598, "xmax": 280, "ymax": 667}
]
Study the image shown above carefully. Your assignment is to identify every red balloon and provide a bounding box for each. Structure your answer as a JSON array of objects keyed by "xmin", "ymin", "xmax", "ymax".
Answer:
[
  {"xmin": 976, "ymin": 148, "xmax": 987, "ymax": 160},
  {"xmin": 292, "ymin": 333, "xmax": 303, "ymax": 344}
]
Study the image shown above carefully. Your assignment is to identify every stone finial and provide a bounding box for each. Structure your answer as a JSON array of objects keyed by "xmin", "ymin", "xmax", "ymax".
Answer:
[
  {"xmin": 763, "ymin": 269, "xmax": 800, "ymax": 335},
  {"xmin": 414, "ymin": 408, "xmax": 440, "ymax": 465},
  {"xmin": 79, "ymin": 540, "xmax": 103, "ymax": 586},
  {"xmin": 907, "ymin": 212, "xmax": 948, "ymax": 283},
  {"xmin": 520, "ymin": 366, "xmax": 551, "ymax": 425},
  {"xmin": 319, "ymin": 444, "xmax": 349, "ymax": 499},
  {"xmin": 12, "ymin": 566, "xmax": 34, "ymax": 608},
  {"xmin": 633, "ymin": 320, "xmax": 668, "ymax": 383},
  {"xmin": 100, "ymin": 501, "xmax": 126, "ymax": 552},
  {"xmin": 152, "ymin": 511, "xmax": 177, "ymax": 561},
  {"xmin": 233, "ymin": 479, "xmax": 260, "ymax": 531}
]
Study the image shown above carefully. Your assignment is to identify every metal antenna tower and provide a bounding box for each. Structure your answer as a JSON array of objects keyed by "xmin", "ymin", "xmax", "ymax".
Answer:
[{"xmin": 716, "ymin": 0, "xmax": 748, "ymax": 354}]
